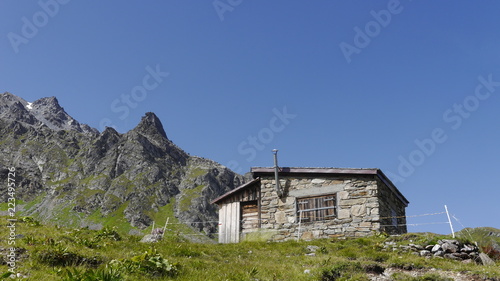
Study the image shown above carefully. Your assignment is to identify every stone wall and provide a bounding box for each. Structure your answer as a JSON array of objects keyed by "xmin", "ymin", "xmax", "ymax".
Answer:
[
  {"xmin": 256, "ymin": 174, "xmax": 387, "ymax": 241},
  {"xmin": 376, "ymin": 178, "xmax": 407, "ymax": 235}
]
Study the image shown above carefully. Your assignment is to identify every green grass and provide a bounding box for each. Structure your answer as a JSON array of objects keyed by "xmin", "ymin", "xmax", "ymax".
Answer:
[
  {"xmin": 179, "ymin": 184, "xmax": 205, "ymax": 212},
  {"xmin": 113, "ymin": 175, "xmax": 136, "ymax": 196},
  {"xmin": 0, "ymin": 200, "xmax": 24, "ymax": 212},
  {"xmin": 456, "ymin": 227, "xmax": 500, "ymax": 246},
  {"xmin": 84, "ymin": 203, "xmax": 137, "ymax": 234},
  {"xmin": 46, "ymin": 171, "xmax": 78, "ymax": 187},
  {"xmin": 0, "ymin": 217, "xmax": 498, "ymax": 281},
  {"xmin": 23, "ymin": 193, "xmax": 46, "ymax": 212},
  {"xmin": 187, "ymin": 167, "xmax": 207, "ymax": 179},
  {"xmin": 145, "ymin": 199, "xmax": 204, "ymax": 241},
  {"xmin": 50, "ymin": 205, "xmax": 82, "ymax": 228},
  {"xmin": 79, "ymin": 174, "xmax": 110, "ymax": 187}
]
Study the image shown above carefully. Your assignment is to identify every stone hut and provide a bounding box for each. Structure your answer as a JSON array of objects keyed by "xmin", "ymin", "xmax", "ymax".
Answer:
[{"xmin": 212, "ymin": 167, "xmax": 409, "ymax": 243}]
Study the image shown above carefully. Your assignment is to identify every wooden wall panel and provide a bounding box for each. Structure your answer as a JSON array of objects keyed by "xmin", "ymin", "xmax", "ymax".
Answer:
[{"xmin": 219, "ymin": 202, "xmax": 240, "ymax": 243}]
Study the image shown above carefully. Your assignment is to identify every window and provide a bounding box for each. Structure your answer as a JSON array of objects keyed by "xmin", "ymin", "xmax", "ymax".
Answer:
[
  {"xmin": 297, "ymin": 194, "xmax": 336, "ymax": 222},
  {"xmin": 391, "ymin": 208, "xmax": 398, "ymax": 227}
]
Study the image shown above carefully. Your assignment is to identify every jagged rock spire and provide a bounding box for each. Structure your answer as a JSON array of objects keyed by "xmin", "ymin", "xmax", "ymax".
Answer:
[{"xmin": 134, "ymin": 112, "xmax": 168, "ymax": 140}]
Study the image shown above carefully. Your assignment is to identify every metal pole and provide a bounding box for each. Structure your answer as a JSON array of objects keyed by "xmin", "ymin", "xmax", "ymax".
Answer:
[
  {"xmin": 273, "ymin": 149, "xmax": 282, "ymax": 197},
  {"xmin": 297, "ymin": 210, "xmax": 303, "ymax": 242},
  {"xmin": 444, "ymin": 205, "xmax": 455, "ymax": 238}
]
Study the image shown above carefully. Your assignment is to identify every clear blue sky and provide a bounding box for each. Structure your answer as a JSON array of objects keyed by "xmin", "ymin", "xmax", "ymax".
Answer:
[{"xmin": 2, "ymin": 1, "xmax": 500, "ymax": 235}]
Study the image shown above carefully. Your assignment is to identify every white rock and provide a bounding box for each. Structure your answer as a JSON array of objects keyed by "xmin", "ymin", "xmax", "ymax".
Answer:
[{"xmin": 431, "ymin": 244, "xmax": 441, "ymax": 253}]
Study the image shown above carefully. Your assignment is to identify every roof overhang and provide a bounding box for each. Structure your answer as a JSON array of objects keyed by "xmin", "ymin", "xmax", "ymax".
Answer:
[
  {"xmin": 211, "ymin": 178, "xmax": 261, "ymax": 205},
  {"xmin": 252, "ymin": 167, "xmax": 380, "ymax": 175}
]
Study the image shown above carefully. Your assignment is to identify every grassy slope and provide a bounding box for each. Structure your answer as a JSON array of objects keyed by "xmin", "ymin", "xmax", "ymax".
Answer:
[
  {"xmin": 456, "ymin": 227, "xmax": 500, "ymax": 246},
  {"xmin": 0, "ymin": 217, "xmax": 498, "ymax": 281}
]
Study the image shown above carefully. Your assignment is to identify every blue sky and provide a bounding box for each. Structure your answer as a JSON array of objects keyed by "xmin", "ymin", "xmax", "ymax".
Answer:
[{"xmin": 2, "ymin": 1, "xmax": 500, "ymax": 235}]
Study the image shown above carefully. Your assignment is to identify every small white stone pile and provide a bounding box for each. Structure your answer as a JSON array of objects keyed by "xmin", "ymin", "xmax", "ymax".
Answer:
[
  {"xmin": 416, "ymin": 239, "xmax": 478, "ymax": 260},
  {"xmin": 384, "ymin": 239, "xmax": 495, "ymax": 265}
]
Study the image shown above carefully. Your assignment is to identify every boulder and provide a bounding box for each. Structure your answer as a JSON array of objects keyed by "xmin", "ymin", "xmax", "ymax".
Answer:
[
  {"xmin": 140, "ymin": 234, "xmax": 162, "ymax": 243},
  {"xmin": 434, "ymin": 250, "xmax": 445, "ymax": 257},
  {"xmin": 479, "ymin": 253, "xmax": 495, "ymax": 266},
  {"xmin": 444, "ymin": 253, "xmax": 461, "ymax": 260},
  {"xmin": 306, "ymin": 245, "xmax": 320, "ymax": 253},
  {"xmin": 442, "ymin": 241, "xmax": 459, "ymax": 253},
  {"xmin": 431, "ymin": 244, "xmax": 441, "ymax": 253},
  {"xmin": 420, "ymin": 250, "xmax": 432, "ymax": 257},
  {"xmin": 409, "ymin": 243, "xmax": 424, "ymax": 250}
]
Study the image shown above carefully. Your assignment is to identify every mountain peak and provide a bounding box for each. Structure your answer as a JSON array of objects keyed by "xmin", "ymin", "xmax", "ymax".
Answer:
[
  {"xmin": 135, "ymin": 112, "xmax": 168, "ymax": 139},
  {"xmin": 0, "ymin": 93, "xmax": 98, "ymax": 134},
  {"xmin": 32, "ymin": 96, "xmax": 60, "ymax": 109},
  {"xmin": 0, "ymin": 92, "xmax": 30, "ymax": 110},
  {"xmin": 0, "ymin": 92, "xmax": 36, "ymax": 124},
  {"xmin": 29, "ymin": 96, "xmax": 84, "ymax": 132}
]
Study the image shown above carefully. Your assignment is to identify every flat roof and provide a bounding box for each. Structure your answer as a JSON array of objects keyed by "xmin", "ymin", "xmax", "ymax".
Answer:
[{"xmin": 251, "ymin": 167, "xmax": 380, "ymax": 175}]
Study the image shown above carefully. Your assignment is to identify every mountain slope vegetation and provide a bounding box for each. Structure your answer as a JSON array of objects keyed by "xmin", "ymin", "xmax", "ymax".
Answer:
[{"xmin": 0, "ymin": 218, "xmax": 499, "ymax": 280}]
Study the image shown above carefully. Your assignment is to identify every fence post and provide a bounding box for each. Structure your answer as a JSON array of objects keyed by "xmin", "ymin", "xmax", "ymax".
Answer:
[
  {"xmin": 296, "ymin": 210, "xmax": 303, "ymax": 242},
  {"xmin": 162, "ymin": 218, "xmax": 169, "ymax": 238},
  {"xmin": 444, "ymin": 205, "xmax": 455, "ymax": 238}
]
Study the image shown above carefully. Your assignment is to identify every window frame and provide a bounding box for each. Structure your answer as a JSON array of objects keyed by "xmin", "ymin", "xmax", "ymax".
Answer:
[
  {"xmin": 390, "ymin": 208, "xmax": 398, "ymax": 227},
  {"xmin": 296, "ymin": 194, "xmax": 337, "ymax": 223}
]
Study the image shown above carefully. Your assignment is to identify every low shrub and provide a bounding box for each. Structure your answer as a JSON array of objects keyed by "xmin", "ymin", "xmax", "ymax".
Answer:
[
  {"xmin": 22, "ymin": 235, "xmax": 38, "ymax": 246},
  {"xmin": 20, "ymin": 216, "xmax": 41, "ymax": 227},
  {"xmin": 61, "ymin": 266, "xmax": 122, "ymax": 281},
  {"xmin": 35, "ymin": 245, "xmax": 103, "ymax": 267},
  {"xmin": 481, "ymin": 243, "xmax": 500, "ymax": 260},
  {"xmin": 110, "ymin": 248, "xmax": 178, "ymax": 277},
  {"xmin": 95, "ymin": 227, "xmax": 121, "ymax": 241}
]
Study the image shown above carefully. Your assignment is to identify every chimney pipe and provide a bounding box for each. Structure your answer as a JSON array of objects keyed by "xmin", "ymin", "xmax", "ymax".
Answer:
[{"xmin": 273, "ymin": 149, "xmax": 282, "ymax": 197}]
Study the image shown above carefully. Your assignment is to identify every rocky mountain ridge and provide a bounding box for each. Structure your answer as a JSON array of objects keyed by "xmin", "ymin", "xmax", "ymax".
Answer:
[
  {"xmin": 0, "ymin": 92, "xmax": 243, "ymax": 236},
  {"xmin": 0, "ymin": 93, "xmax": 98, "ymax": 134}
]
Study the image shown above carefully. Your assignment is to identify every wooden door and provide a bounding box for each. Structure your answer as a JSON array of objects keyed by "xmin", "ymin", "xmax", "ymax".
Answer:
[{"xmin": 218, "ymin": 202, "xmax": 240, "ymax": 243}]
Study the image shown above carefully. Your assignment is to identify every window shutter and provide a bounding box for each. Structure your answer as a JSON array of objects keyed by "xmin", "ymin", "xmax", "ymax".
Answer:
[{"xmin": 297, "ymin": 194, "xmax": 336, "ymax": 222}]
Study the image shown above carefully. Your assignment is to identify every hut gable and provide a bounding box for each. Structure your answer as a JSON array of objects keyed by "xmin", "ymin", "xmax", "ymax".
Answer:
[{"xmin": 212, "ymin": 167, "xmax": 409, "ymax": 243}]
